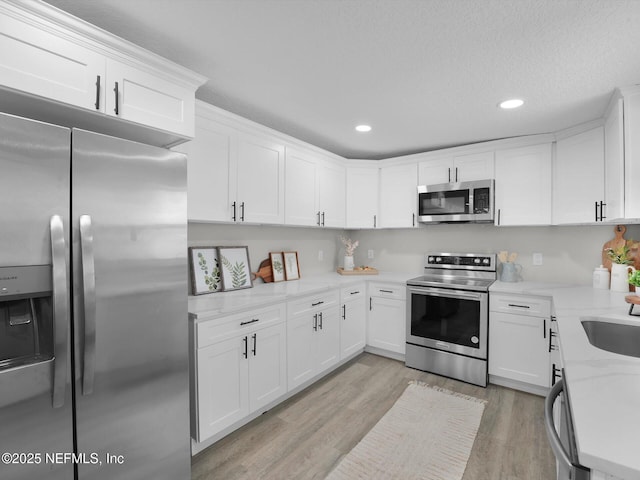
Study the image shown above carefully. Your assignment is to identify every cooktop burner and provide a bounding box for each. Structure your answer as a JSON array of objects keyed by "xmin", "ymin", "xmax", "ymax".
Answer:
[{"xmin": 406, "ymin": 252, "xmax": 497, "ymax": 292}]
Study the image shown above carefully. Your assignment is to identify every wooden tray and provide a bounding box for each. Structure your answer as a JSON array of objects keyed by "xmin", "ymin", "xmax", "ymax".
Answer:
[{"xmin": 337, "ymin": 267, "xmax": 379, "ymax": 275}]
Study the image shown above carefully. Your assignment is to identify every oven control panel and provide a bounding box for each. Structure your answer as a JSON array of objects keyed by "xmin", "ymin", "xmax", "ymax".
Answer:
[{"xmin": 426, "ymin": 253, "xmax": 495, "ymax": 270}]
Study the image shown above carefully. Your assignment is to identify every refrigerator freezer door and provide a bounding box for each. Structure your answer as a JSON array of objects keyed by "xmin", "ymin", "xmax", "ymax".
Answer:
[
  {"xmin": 0, "ymin": 113, "xmax": 73, "ymax": 479},
  {"xmin": 71, "ymin": 129, "xmax": 190, "ymax": 480}
]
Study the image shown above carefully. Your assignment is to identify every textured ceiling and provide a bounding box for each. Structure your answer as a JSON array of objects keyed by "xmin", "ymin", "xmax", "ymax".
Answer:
[{"xmin": 44, "ymin": 0, "xmax": 640, "ymax": 159}]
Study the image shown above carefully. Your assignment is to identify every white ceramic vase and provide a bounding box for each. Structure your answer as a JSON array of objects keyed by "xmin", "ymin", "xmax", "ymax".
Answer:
[
  {"xmin": 610, "ymin": 263, "xmax": 635, "ymax": 292},
  {"xmin": 344, "ymin": 255, "xmax": 354, "ymax": 271}
]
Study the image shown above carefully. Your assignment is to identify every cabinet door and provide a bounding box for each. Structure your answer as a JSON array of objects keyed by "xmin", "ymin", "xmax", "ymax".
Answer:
[
  {"xmin": 623, "ymin": 90, "xmax": 640, "ymax": 219},
  {"xmin": 284, "ymin": 148, "xmax": 318, "ymax": 226},
  {"xmin": 248, "ymin": 323, "xmax": 287, "ymax": 412},
  {"xmin": 318, "ymin": 161, "xmax": 346, "ymax": 228},
  {"xmin": 368, "ymin": 297, "xmax": 406, "ymax": 354},
  {"xmin": 236, "ymin": 133, "xmax": 285, "ymax": 224},
  {"xmin": 0, "ymin": 11, "xmax": 104, "ymax": 111},
  {"xmin": 379, "ymin": 163, "xmax": 418, "ymax": 228},
  {"xmin": 604, "ymin": 98, "xmax": 625, "ymax": 221},
  {"xmin": 346, "ymin": 166, "xmax": 379, "ymax": 228},
  {"xmin": 287, "ymin": 313, "xmax": 316, "ymax": 390},
  {"xmin": 106, "ymin": 58, "xmax": 195, "ymax": 138},
  {"xmin": 178, "ymin": 115, "xmax": 234, "ymax": 222},
  {"xmin": 495, "ymin": 143, "xmax": 552, "ymax": 225},
  {"xmin": 488, "ymin": 312, "xmax": 549, "ymax": 387},
  {"xmin": 195, "ymin": 336, "xmax": 249, "ymax": 441},
  {"xmin": 316, "ymin": 306, "xmax": 340, "ymax": 372},
  {"xmin": 554, "ymin": 127, "xmax": 604, "ymax": 224},
  {"xmin": 341, "ymin": 298, "xmax": 366, "ymax": 359},
  {"xmin": 454, "ymin": 151, "xmax": 495, "ymax": 182},
  {"xmin": 418, "ymin": 157, "xmax": 452, "ymax": 185}
]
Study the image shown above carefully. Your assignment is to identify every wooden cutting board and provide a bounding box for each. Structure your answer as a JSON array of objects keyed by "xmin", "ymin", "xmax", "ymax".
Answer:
[{"xmin": 252, "ymin": 258, "xmax": 273, "ymax": 283}]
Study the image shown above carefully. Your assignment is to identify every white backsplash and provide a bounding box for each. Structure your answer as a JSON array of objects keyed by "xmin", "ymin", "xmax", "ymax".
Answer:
[{"xmin": 188, "ymin": 222, "xmax": 640, "ymax": 286}]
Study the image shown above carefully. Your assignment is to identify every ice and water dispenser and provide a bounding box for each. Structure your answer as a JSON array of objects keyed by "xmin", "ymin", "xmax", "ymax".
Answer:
[{"xmin": 0, "ymin": 265, "xmax": 54, "ymax": 370}]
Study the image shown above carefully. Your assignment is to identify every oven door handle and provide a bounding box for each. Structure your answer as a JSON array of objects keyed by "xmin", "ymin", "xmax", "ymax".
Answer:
[{"xmin": 408, "ymin": 286, "xmax": 484, "ymax": 301}]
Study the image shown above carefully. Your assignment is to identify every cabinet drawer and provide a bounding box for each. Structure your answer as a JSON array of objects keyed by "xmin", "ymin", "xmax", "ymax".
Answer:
[
  {"xmin": 490, "ymin": 294, "xmax": 551, "ymax": 317},
  {"xmin": 288, "ymin": 290, "xmax": 339, "ymax": 316},
  {"xmin": 196, "ymin": 303, "xmax": 285, "ymax": 349},
  {"xmin": 369, "ymin": 282, "xmax": 406, "ymax": 300},
  {"xmin": 340, "ymin": 283, "xmax": 365, "ymax": 302}
]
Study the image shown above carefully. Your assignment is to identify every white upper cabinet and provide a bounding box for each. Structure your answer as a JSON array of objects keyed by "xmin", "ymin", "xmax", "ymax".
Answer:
[
  {"xmin": 553, "ymin": 126, "xmax": 605, "ymax": 224},
  {"xmin": 346, "ymin": 163, "xmax": 379, "ymax": 229},
  {"xmin": 177, "ymin": 110, "xmax": 234, "ymax": 222},
  {"xmin": 418, "ymin": 151, "xmax": 494, "ymax": 185},
  {"xmin": 105, "ymin": 59, "xmax": 195, "ymax": 138},
  {"xmin": 495, "ymin": 143, "xmax": 553, "ymax": 226},
  {"xmin": 284, "ymin": 149, "xmax": 345, "ymax": 228},
  {"xmin": 317, "ymin": 160, "xmax": 346, "ymax": 228},
  {"xmin": 0, "ymin": 2, "xmax": 205, "ymax": 145},
  {"xmin": 235, "ymin": 132, "xmax": 285, "ymax": 224},
  {"xmin": 604, "ymin": 97, "xmax": 625, "ymax": 220},
  {"xmin": 285, "ymin": 148, "xmax": 319, "ymax": 226},
  {"xmin": 0, "ymin": 8, "xmax": 104, "ymax": 110},
  {"xmin": 604, "ymin": 87, "xmax": 640, "ymax": 221},
  {"xmin": 379, "ymin": 162, "xmax": 418, "ymax": 228}
]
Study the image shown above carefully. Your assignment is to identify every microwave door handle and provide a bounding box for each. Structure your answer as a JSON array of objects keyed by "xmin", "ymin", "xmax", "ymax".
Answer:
[
  {"xmin": 50, "ymin": 215, "xmax": 69, "ymax": 408},
  {"xmin": 79, "ymin": 215, "xmax": 96, "ymax": 396}
]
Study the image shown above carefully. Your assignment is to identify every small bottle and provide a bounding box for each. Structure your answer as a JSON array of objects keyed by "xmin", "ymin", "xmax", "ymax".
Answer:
[{"xmin": 593, "ymin": 265, "xmax": 610, "ymax": 290}]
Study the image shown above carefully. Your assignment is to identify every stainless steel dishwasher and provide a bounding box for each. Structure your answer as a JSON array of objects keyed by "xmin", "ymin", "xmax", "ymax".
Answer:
[{"xmin": 545, "ymin": 378, "xmax": 591, "ymax": 480}]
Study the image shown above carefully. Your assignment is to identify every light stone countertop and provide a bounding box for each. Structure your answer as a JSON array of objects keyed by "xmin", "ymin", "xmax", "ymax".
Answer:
[
  {"xmin": 188, "ymin": 271, "xmax": 416, "ymax": 321},
  {"xmin": 493, "ymin": 280, "xmax": 640, "ymax": 480}
]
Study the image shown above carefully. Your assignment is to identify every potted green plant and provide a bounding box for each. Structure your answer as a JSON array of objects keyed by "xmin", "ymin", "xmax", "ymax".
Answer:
[
  {"xmin": 605, "ymin": 241, "xmax": 636, "ymax": 292},
  {"xmin": 628, "ymin": 269, "xmax": 640, "ymax": 295}
]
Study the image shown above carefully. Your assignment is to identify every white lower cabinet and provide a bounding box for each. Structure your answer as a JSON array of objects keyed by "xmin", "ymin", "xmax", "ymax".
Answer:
[
  {"xmin": 340, "ymin": 284, "xmax": 366, "ymax": 359},
  {"xmin": 192, "ymin": 304, "xmax": 286, "ymax": 442},
  {"xmin": 489, "ymin": 293, "xmax": 551, "ymax": 393},
  {"xmin": 367, "ymin": 283, "xmax": 406, "ymax": 356},
  {"xmin": 287, "ymin": 291, "xmax": 340, "ymax": 390}
]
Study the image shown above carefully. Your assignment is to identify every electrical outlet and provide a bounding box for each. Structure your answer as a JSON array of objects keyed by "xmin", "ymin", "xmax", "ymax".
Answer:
[
  {"xmin": 368, "ymin": 249, "xmax": 374, "ymax": 259},
  {"xmin": 532, "ymin": 252, "xmax": 543, "ymax": 266},
  {"xmin": 318, "ymin": 250, "xmax": 324, "ymax": 261}
]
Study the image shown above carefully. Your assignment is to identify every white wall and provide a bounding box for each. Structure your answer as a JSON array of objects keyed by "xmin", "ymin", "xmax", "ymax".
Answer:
[
  {"xmin": 188, "ymin": 223, "xmax": 344, "ymax": 279},
  {"xmin": 346, "ymin": 223, "xmax": 640, "ymax": 284},
  {"xmin": 189, "ymin": 223, "xmax": 640, "ymax": 286}
]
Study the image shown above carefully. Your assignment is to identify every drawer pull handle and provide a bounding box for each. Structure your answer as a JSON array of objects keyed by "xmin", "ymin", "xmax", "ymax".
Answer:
[
  {"xmin": 313, "ymin": 313, "xmax": 318, "ymax": 331},
  {"xmin": 243, "ymin": 336, "xmax": 248, "ymax": 359},
  {"xmin": 507, "ymin": 303, "xmax": 530, "ymax": 309},
  {"xmin": 252, "ymin": 333, "xmax": 257, "ymax": 356},
  {"xmin": 380, "ymin": 289, "xmax": 394, "ymax": 294},
  {"xmin": 311, "ymin": 301, "xmax": 324, "ymax": 307},
  {"xmin": 350, "ymin": 291, "xmax": 360, "ymax": 295},
  {"xmin": 240, "ymin": 318, "xmax": 259, "ymax": 326}
]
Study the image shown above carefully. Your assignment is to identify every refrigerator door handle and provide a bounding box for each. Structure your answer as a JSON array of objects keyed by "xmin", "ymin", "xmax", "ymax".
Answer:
[
  {"xmin": 80, "ymin": 215, "xmax": 97, "ymax": 396},
  {"xmin": 50, "ymin": 215, "xmax": 69, "ymax": 408}
]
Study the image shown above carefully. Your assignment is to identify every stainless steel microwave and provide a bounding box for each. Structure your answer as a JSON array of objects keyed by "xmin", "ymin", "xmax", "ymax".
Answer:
[{"xmin": 417, "ymin": 179, "xmax": 494, "ymax": 223}]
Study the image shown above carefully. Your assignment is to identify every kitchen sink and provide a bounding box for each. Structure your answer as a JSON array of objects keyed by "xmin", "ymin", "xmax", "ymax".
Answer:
[{"xmin": 581, "ymin": 318, "xmax": 640, "ymax": 359}]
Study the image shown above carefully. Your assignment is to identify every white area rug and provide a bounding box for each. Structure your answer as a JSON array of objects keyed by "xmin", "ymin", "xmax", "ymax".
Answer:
[{"xmin": 325, "ymin": 381, "xmax": 486, "ymax": 480}]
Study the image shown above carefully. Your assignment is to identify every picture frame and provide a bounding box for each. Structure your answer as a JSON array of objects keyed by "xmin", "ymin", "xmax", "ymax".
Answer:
[
  {"xmin": 269, "ymin": 252, "xmax": 286, "ymax": 282},
  {"xmin": 217, "ymin": 246, "xmax": 253, "ymax": 291},
  {"xmin": 188, "ymin": 246, "xmax": 222, "ymax": 295},
  {"xmin": 283, "ymin": 251, "xmax": 300, "ymax": 281}
]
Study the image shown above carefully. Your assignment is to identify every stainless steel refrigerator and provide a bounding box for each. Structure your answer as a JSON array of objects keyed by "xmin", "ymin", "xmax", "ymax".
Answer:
[{"xmin": 0, "ymin": 113, "xmax": 190, "ymax": 479}]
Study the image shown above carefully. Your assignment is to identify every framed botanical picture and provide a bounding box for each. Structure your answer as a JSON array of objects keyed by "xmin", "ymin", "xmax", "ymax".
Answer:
[
  {"xmin": 283, "ymin": 251, "xmax": 300, "ymax": 281},
  {"xmin": 188, "ymin": 247, "xmax": 222, "ymax": 295},
  {"xmin": 269, "ymin": 252, "xmax": 285, "ymax": 282},
  {"xmin": 217, "ymin": 246, "xmax": 253, "ymax": 291}
]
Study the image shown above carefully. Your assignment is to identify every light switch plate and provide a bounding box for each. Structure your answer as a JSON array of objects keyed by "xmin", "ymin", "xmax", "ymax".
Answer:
[{"xmin": 368, "ymin": 249, "xmax": 374, "ymax": 259}]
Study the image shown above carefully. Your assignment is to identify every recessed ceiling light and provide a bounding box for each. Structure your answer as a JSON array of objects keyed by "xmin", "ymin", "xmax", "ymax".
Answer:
[
  {"xmin": 355, "ymin": 124, "xmax": 372, "ymax": 132},
  {"xmin": 499, "ymin": 99, "xmax": 524, "ymax": 109}
]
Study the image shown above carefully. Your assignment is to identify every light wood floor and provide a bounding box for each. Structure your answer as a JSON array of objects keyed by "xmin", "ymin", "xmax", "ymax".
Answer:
[{"xmin": 192, "ymin": 353, "xmax": 556, "ymax": 480}]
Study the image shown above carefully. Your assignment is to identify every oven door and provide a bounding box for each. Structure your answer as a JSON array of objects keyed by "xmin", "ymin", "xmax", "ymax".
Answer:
[{"xmin": 406, "ymin": 285, "xmax": 488, "ymax": 359}]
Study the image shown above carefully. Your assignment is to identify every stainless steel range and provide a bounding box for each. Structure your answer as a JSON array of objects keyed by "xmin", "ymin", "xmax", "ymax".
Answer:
[{"xmin": 406, "ymin": 252, "xmax": 497, "ymax": 387}]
